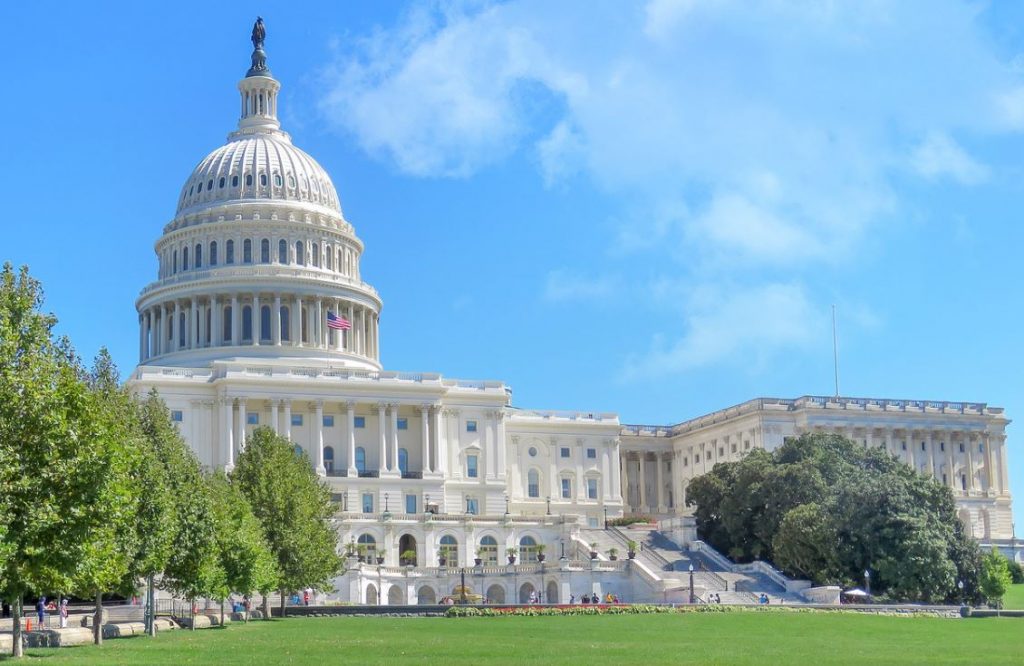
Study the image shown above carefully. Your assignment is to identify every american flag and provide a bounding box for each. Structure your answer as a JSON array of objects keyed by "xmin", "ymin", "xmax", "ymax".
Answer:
[{"xmin": 327, "ymin": 311, "xmax": 352, "ymax": 330}]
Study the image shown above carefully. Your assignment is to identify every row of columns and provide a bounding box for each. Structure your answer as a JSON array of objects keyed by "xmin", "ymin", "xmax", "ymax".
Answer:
[
  {"xmin": 139, "ymin": 293, "xmax": 379, "ymax": 361},
  {"xmin": 159, "ymin": 235, "xmax": 359, "ymax": 282},
  {"xmin": 219, "ymin": 396, "xmax": 447, "ymax": 477}
]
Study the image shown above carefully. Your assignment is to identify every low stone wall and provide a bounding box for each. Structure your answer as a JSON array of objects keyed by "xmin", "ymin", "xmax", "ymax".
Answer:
[
  {"xmin": 272, "ymin": 604, "xmax": 448, "ymax": 618},
  {"xmin": 0, "ymin": 633, "xmax": 13, "ymax": 652},
  {"xmin": 102, "ymin": 622, "xmax": 146, "ymax": 639},
  {"xmin": 174, "ymin": 614, "xmax": 213, "ymax": 629},
  {"xmin": 154, "ymin": 618, "xmax": 180, "ymax": 632},
  {"xmin": 25, "ymin": 627, "xmax": 95, "ymax": 648}
]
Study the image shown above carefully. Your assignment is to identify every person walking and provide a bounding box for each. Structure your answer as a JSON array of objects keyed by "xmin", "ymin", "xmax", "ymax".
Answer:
[
  {"xmin": 59, "ymin": 599, "xmax": 68, "ymax": 629},
  {"xmin": 36, "ymin": 597, "xmax": 46, "ymax": 628}
]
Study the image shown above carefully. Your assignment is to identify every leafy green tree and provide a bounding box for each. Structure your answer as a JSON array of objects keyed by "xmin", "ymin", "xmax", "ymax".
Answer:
[
  {"xmin": 72, "ymin": 350, "xmax": 145, "ymax": 645},
  {"xmin": 1008, "ymin": 559, "xmax": 1024, "ymax": 585},
  {"xmin": 979, "ymin": 548, "xmax": 1012, "ymax": 608},
  {"xmin": 140, "ymin": 393, "xmax": 218, "ymax": 628},
  {"xmin": 687, "ymin": 432, "xmax": 977, "ymax": 602},
  {"xmin": 0, "ymin": 264, "xmax": 119, "ymax": 657},
  {"xmin": 207, "ymin": 471, "xmax": 278, "ymax": 622},
  {"xmin": 232, "ymin": 427, "xmax": 342, "ymax": 617}
]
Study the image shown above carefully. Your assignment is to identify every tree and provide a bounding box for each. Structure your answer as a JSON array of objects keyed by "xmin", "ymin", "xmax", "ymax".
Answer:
[
  {"xmin": 140, "ymin": 393, "xmax": 218, "ymax": 628},
  {"xmin": 687, "ymin": 432, "xmax": 977, "ymax": 602},
  {"xmin": 979, "ymin": 549, "xmax": 1012, "ymax": 608},
  {"xmin": 72, "ymin": 350, "xmax": 144, "ymax": 646},
  {"xmin": 207, "ymin": 471, "xmax": 278, "ymax": 622},
  {"xmin": 232, "ymin": 427, "xmax": 342, "ymax": 618},
  {"xmin": 0, "ymin": 264, "xmax": 120, "ymax": 657}
]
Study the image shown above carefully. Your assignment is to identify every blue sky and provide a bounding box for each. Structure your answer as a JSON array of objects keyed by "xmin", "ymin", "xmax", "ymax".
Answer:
[{"xmin": 4, "ymin": 1, "xmax": 1024, "ymax": 526}]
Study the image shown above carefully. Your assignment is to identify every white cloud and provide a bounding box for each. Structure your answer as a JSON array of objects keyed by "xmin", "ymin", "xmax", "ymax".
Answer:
[
  {"xmin": 543, "ymin": 269, "xmax": 618, "ymax": 303},
  {"xmin": 910, "ymin": 132, "xmax": 989, "ymax": 184}
]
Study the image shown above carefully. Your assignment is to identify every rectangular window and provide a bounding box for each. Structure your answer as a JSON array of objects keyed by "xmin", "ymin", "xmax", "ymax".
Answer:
[
  {"xmin": 466, "ymin": 497, "xmax": 479, "ymax": 515},
  {"xmin": 744, "ymin": 440, "xmax": 750, "ymax": 450},
  {"xmin": 560, "ymin": 447, "xmax": 570, "ymax": 458},
  {"xmin": 397, "ymin": 418, "xmax": 408, "ymax": 430},
  {"xmin": 406, "ymin": 494, "xmax": 417, "ymax": 514},
  {"xmin": 731, "ymin": 443, "xmax": 737, "ymax": 453},
  {"xmin": 902, "ymin": 442, "xmax": 907, "ymax": 451},
  {"xmin": 979, "ymin": 443, "xmax": 984, "ymax": 453},
  {"xmin": 170, "ymin": 410, "xmax": 183, "ymax": 422},
  {"xmin": 667, "ymin": 461, "xmax": 672, "ymax": 472},
  {"xmin": 467, "ymin": 455, "xmax": 478, "ymax": 478},
  {"xmin": 362, "ymin": 493, "xmax": 374, "ymax": 513},
  {"xmin": 683, "ymin": 457, "xmax": 689, "ymax": 466},
  {"xmin": 354, "ymin": 416, "xmax": 366, "ymax": 428},
  {"xmin": 719, "ymin": 447, "xmax": 724, "ymax": 457},
  {"xmin": 291, "ymin": 414, "xmax": 303, "ymax": 427},
  {"xmin": 466, "ymin": 420, "xmax": 477, "ymax": 432},
  {"xmin": 586, "ymin": 448, "xmax": 596, "ymax": 459},
  {"xmin": 921, "ymin": 442, "xmax": 926, "ymax": 451},
  {"xmin": 961, "ymin": 475, "xmax": 967, "ymax": 491},
  {"xmin": 695, "ymin": 454, "xmax": 700, "ymax": 463},
  {"xmin": 247, "ymin": 413, "xmax": 259, "ymax": 425},
  {"xmin": 561, "ymin": 478, "xmax": 571, "ymax": 498},
  {"xmin": 940, "ymin": 442, "xmax": 945, "ymax": 452},
  {"xmin": 587, "ymin": 478, "xmax": 598, "ymax": 499},
  {"xmin": 959, "ymin": 443, "xmax": 964, "ymax": 453},
  {"xmin": 323, "ymin": 415, "xmax": 334, "ymax": 427}
]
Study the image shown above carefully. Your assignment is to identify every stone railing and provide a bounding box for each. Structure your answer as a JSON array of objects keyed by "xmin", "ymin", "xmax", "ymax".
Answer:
[{"xmin": 138, "ymin": 264, "xmax": 380, "ymax": 300}]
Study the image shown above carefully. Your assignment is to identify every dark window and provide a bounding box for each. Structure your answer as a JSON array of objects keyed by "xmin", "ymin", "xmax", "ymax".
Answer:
[
  {"xmin": 260, "ymin": 305, "xmax": 271, "ymax": 342},
  {"xmin": 207, "ymin": 179, "xmax": 213, "ymax": 191},
  {"xmin": 354, "ymin": 416, "xmax": 365, "ymax": 428},
  {"xmin": 209, "ymin": 241, "xmax": 218, "ymax": 266},
  {"xmin": 260, "ymin": 173, "xmax": 267, "ymax": 187},
  {"xmin": 222, "ymin": 306, "xmax": 232, "ymax": 341},
  {"xmin": 194, "ymin": 244, "xmax": 202, "ymax": 268},
  {"xmin": 172, "ymin": 250, "xmax": 178, "ymax": 273},
  {"xmin": 242, "ymin": 306, "xmax": 252, "ymax": 341},
  {"xmin": 182, "ymin": 247, "xmax": 189, "ymax": 271},
  {"xmin": 226, "ymin": 240, "xmax": 235, "ymax": 264},
  {"xmin": 274, "ymin": 173, "xmax": 282, "ymax": 187},
  {"xmin": 280, "ymin": 306, "xmax": 290, "ymax": 342},
  {"xmin": 560, "ymin": 447, "xmax": 570, "ymax": 458},
  {"xmin": 940, "ymin": 442, "xmax": 945, "ymax": 452},
  {"xmin": 312, "ymin": 242, "xmax": 320, "ymax": 267},
  {"xmin": 278, "ymin": 239, "xmax": 288, "ymax": 263},
  {"xmin": 232, "ymin": 175, "xmax": 239, "ymax": 187},
  {"xmin": 219, "ymin": 177, "xmax": 225, "ymax": 188},
  {"xmin": 466, "ymin": 420, "xmax": 477, "ymax": 433},
  {"xmin": 921, "ymin": 442, "xmax": 926, "ymax": 451},
  {"xmin": 959, "ymin": 443, "xmax": 965, "ymax": 453},
  {"xmin": 295, "ymin": 241, "xmax": 305, "ymax": 265},
  {"xmin": 260, "ymin": 239, "xmax": 270, "ymax": 263},
  {"xmin": 197, "ymin": 181, "xmax": 203, "ymax": 193},
  {"xmin": 245, "ymin": 174, "xmax": 253, "ymax": 186},
  {"xmin": 587, "ymin": 448, "xmax": 596, "ymax": 459},
  {"xmin": 243, "ymin": 239, "xmax": 252, "ymax": 263}
]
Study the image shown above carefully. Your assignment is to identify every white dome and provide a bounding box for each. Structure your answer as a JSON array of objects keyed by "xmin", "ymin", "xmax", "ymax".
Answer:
[{"xmin": 176, "ymin": 133, "xmax": 342, "ymax": 216}]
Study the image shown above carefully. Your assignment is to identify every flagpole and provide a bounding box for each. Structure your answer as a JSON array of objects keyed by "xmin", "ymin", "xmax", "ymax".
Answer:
[{"xmin": 832, "ymin": 304, "xmax": 840, "ymax": 399}]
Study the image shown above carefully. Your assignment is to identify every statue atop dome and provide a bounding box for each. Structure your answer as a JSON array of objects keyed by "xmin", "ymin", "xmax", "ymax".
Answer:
[{"xmin": 247, "ymin": 17, "xmax": 271, "ymax": 77}]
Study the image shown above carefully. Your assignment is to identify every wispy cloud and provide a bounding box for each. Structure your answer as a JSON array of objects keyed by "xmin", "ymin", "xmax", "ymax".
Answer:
[
  {"xmin": 910, "ymin": 132, "xmax": 989, "ymax": 184},
  {"xmin": 544, "ymin": 269, "xmax": 618, "ymax": 303}
]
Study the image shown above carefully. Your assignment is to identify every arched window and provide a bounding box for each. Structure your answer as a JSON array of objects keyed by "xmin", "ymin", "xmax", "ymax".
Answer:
[
  {"xmin": 242, "ymin": 306, "xmax": 253, "ymax": 342},
  {"xmin": 194, "ymin": 244, "xmax": 202, "ymax": 269},
  {"xmin": 280, "ymin": 306, "xmax": 290, "ymax": 342},
  {"xmin": 527, "ymin": 469, "xmax": 540, "ymax": 498},
  {"xmin": 295, "ymin": 241, "xmax": 305, "ymax": 265},
  {"xmin": 337, "ymin": 249, "xmax": 343, "ymax": 273},
  {"xmin": 178, "ymin": 312, "xmax": 186, "ymax": 348},
  {"xmin": 197, "ymin": 181, "xmax": 203, "ymax": 193},
  {"xmin": 243, "ymin": 239, "xmax": 252, "ymax": 263},
  {"xmin": 355, "ymin": 446, "xmax": 366, "ymax": 473},
  {"xmin": 325, "ymin": 245, "xmax": 333, "ymax": 270},
  {"xmin": 260, "ymin": 173, "xmax": 267, "ymax": 187},
  {"xmin": 232, "ymin": 175, "xmax": 239, "ymax": 187},
  {"xmin": 278, "ymin": 239, "xmax": 288, "ymax": 264},
  {"xmin": 312, "ymin": 242, "xmax": 320, "ymax": 267},
  {"xmin": 182, "ymin": 246, "xmax": 189, "ymax": 271},
  {"xmin": 222, "ymin": 306, "xmax": 232, "ymax": 342},
  {"xmin": 209, "ymin": 241, "xmax": 218, "ymax": 266},
  {"xmin": 519, "ymin": 536, "xmax": 538, "ymax": 563},
  {"xmin": 357, "ymin": 533, "xmax": 376, "ymax": 559},
  {"xmin": 274, "ymin": 173, "xmax": 282, "ymax": 187},
  {"xmin": 324, "ymin": 446, "xmax": 334, "ymax": 473},
  {"xmin": 398, "ymin": 448, "xmax": 409, "ymax": 475},
  {"xmin": 260, "ymin": 305, "xmax": 271, "ymax": 342},
  {"xmin": 226, "ymin": 240, "xmax": 235, "ymax": 264},
  {"xmin": 260, "ymin": 239, "xmax": 270, "ymax": 264},
  {"xmin": 479, "ymin": 536, "xmax": 498, "ymax": 565},
  {"xmin": 207, "ymin": 179, "xmax": 213, "ymax": 191},
  {"xmin": 245, "ymin": 173, "xmax": 253, "ymax": 187},
  {"xmin": 172, "ymin": 250, "xmax": 178, "ymax": 274},
  {"xmin": 219, "ymin": 177, "xmax": 225, "ymax": 188},
  {"xmin": 439, "ymin": 535, "xmax": 458, "ymax": 563}
]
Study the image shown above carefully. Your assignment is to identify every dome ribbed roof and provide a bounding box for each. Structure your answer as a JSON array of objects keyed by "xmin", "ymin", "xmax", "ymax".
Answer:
[{"xmin": 176, "ymin": 133, "xmax": 341, "ymax": 216}]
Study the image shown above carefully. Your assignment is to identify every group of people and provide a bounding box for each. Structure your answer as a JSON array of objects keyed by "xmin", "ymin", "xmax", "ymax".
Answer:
[
  {"xmin": 568, "ymin": 592, "xmax": 621, "ymax": 604},
  {"xmin": 32, "ymin": 597, "xmax": 70, "ymax": 628}
]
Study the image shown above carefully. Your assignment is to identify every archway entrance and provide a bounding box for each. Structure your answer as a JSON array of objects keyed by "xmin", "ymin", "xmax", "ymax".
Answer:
[
  {"xmin": 519, "ymin": 582, "xmax": 536, "ymax": 604},
  {"xmin": 546, "ymin": 580, "xmax": 559, "ymax": 604},
  {"xmin": 399, "ymin": 534, "xmax": 418, "ymax": 566},
  {"xmin": 388, "ymin": 585, "xmax": 404, "ymax": 605},
  {"xmin": 418, "ymin": 586, "xmax": 437, "ymax": 605},
  {"xmin": 486, "ymin": 584, "xmax": 505, "ymax": 604},
  {"xmin": 365, "ymin": 583, "xmax": 378, "ymax": 605}
]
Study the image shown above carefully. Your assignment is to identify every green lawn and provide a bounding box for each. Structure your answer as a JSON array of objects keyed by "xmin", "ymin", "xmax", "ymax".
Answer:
[
  {"xmin": 8, "ymin": 612, "xmax": 1024, "ymax": 665},
  {"xmin": 1003, "ymin": 583, "xmax": 1024, "ymax": 609}
]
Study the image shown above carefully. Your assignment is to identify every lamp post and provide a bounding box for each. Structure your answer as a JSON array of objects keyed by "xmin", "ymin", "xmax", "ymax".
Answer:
[
  {"xmin": 460, "ymin": 568, "xmax": 467, "ymax": 605},
  {"xmin": 603, "ymin": 506, "xmax": 608, "ymax": 530},
  {"xmin": 546, "ymin": 496, "xmax": 551, "ymax": 516},
  {"xmin": 957, "ymin": 580, "xmax": 964, "ymax": 605},
  {"xmin": 424, "ymin": 493, "xmax": 429, "ymax": 514},
  {"xmin": 688, "ymin": 564, "xmax": 695, "ymax": 604},
  {"xmin": 864, "ymin": 570, "xmax": 871, "ymax": 597},
  {"xmin": 504, "ymin": 492, "xmax": 510, "ymax": 516},
  {"xmin": 384, "ymin": 492, "xmax": 389, "ymax": 513}
]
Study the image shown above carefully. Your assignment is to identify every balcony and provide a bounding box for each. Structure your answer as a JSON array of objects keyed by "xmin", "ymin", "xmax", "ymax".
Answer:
[
  {"xmin": 326, "ymin": 469, "xmax": 348, "ymax": 478},
  {"xmin": 401, "ymin": 471, "xmax": 423, "ymax": 480}
]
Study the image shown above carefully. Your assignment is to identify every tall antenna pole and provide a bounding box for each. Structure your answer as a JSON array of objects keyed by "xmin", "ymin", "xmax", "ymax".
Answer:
[{"xmin": 832, "ymin": 304, "xmax": 840, "ymax": 399}]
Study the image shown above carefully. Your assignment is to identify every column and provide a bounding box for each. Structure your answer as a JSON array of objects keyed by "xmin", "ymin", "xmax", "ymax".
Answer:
[
  {"xmin": 389, "ymin": 404, "xmax": 400, "ymax": 475},
  {"xmin": 138, "ymin": 314, "xmax": 146, "ymax": 361},
  {"xmin": 252, "ymin": 294, "xmax": 260, "ymax": 346},
  {"xmin": 347, "ymin": 303, "xmax": 355, "ymax": 352},
  {"xmin": 601, "ymin": 443, "xmax": 612, "ymax": 500},
  {"xmin": 638, "ymin": 456, "xmax": 647, "ymax": 512},
  {"xmin": 157, "ymin": 306, "xmax": 166, "ymax": 356},
  {"xmin": 372, "ymin": 313, "xmax": 379, "ymax": 358},
  {"xmin": 884, "ymin": 429, "xmax": 893, "ymax": 455},
  {"xmin": 172, "ymin": 301, "xmax": 181, "ymax": 351},
  {"xmin": 377, "ymin": 403, "xmax": 388, "ymax": 473},
  {"xmin": 293, "ymin": 296, "xmax": 302, "ymax": 345},
  {"xmin": 420, "ymin": 405, "xmax": 431, "ymax": 473},
  {"xmin": 983, "ymin": 434, "xmax": 994, "ymax": 492},
  {"xmin": 574, "ymin": 439, "xmax": 585, "ymax": 500},
  {"xmin": 314, "ymin": 400, "xmax": 326, "ymax": 475},
  {"xmin": 495, "ymin": 410, "xmax": 507, "ymax": 480},
  {"xmin": 315, "ymin": 298, "xmax": 323, "ymax": 349},
  {"xmin": 270, "ymin": 399, "xmax": 280, "ymax": 434},
  {"xmin": 997, "ymin": 435, "xmax": 1009, "ymax": 495},
  {"xmin": 222, "ymin": 398, "xmax": 234, "ymax": 471},
  {"xmin": 865, "ymin": 429, "xmax": 873, "ymax": 450},
  {"xmin": 272, "ymin": 295, "xmax": 281, "ymax": 345},
  {"xmin": 907, "ymin": 430, "xmax": 917, "ymax": 470},
  {"xmin": 211, "ymin": 296, "xmax": 221, "ymax": 346},
  {"xmin": 187, "ymin": 298, "xmax": 196, "ymax": 349},
  {"xmin": 655, "ymin": 454, "xmax": 666, "ymax": 512},
  {"xmin": 347, "ymin": 402, "xmax": 357, "ymax": 475},
  {"xmin": 197, "ymin": 299, "xmax": 206, "ymax": 347},
  {"xmin": 615, "ymin": 443, "xmax": 624, "ymax": 501},
  {"xmin": 433, "ymin": 407, "xmax": 446, "ymax": 475},
  {"xmin": 231, "ymin": 295, "xmax": 240, "ymax": 345},
  {"xmin": 283, "ymin": 400, "xmax": 292, "ymax": 440},
  {"xmin": 237, "ymin": 399, "xmax": 247, "ymax": 452},
  {"xmin": 965, "ymin": 434, "xmax": 975, "ymax": 493},
  {"xmin": 945, "ymin": 432, "xmax": 955, "ymax": 489}
]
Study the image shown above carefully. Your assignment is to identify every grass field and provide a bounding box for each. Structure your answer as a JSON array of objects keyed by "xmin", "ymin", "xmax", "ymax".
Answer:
[
  {"xmin": 7, "ymin": 611, "xmax": 1024, "ymax": 665},
  {"xmin": 1002, "ymin": 583, "xmax": 1024, "ymax": 609}
]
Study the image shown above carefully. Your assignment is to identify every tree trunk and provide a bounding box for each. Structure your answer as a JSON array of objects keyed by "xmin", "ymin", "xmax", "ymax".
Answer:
[
  {"xmin": 189, "ymin": 597, "xmax": 195, "ymax": 631},
  {"xmin": 93, "ymin": 591, "xmax": 103, "ymax": 646},
  {"xmin": 279, "ymin": 587, "xmax": 287, "ymax": 618},
  {"xmin": 261, "ymin": 592, "xmax": 270, "ymax": 620},
  {"xmin": 219, "ymin": 598, "xmax": 224, "ymax": 627},
  {"xmin": 12, "ymin": 598, "xmax": 23, "ymax": 658}
]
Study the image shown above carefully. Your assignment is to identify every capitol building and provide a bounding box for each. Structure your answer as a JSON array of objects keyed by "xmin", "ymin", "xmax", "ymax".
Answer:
[{"xmin": 128, "ymin": 26, "xmax": 1017, "ymax": 606}]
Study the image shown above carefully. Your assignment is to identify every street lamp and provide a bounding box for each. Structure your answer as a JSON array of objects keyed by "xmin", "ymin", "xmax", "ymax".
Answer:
[
  {"xmin": 688, "ymin": 564, "xmax": 695, "ymax": 604},
  {"xmin": 460, "ymin": 567, "xmax": 467, "ymax": 605},
  {"xmin": 603, "ymin": 507, "xmax": 608, "ymax": 530},
  {"xmin": 864, "ymin": 570, "xmax": 871, "ymax": 597},
  {"xmin": 957, "ymin": 580, "xmax": 965, "ymax": 605},
  {"xmin": 384, "ymin": 492, "xmax": 389, "ymax": 513},
  {"xmin": 504, "ymin": 493, "xmax": 510, "ymax": 516},
  {"xmin": 546, "ymin": 496, "xmax": 551, "ymax": 516}
]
